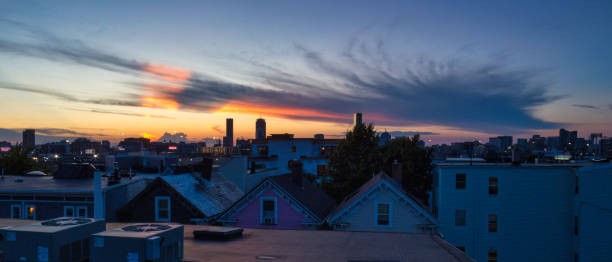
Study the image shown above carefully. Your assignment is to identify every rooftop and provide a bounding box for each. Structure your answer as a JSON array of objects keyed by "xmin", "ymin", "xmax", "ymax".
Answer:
[
  {"xmin": 0, "ymin": 219, "xmax": 472, "ymax": 261},
  {"xmin": 0, "ymin": 175, "xmax": 145, "ymax": 194}
]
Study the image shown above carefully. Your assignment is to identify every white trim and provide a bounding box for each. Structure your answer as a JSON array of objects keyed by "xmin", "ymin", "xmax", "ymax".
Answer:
[
  {"xmin": 259, "ymin": 196, "xmax": 277, "ymax": 225},
  {"xmin": 374, "ymin": 200, "xmax": 392, "ymax": 227},
  {"xmin": 10, "ymin": 204, "xmax": 22, "ymax": 219},
  {"xmin": 155, "ymin": 196, "xmax": 171, "ymax": 222},
  {"xmin": 25, "ymin": 204, "xmax": 36, "ymax": 220},
  {"xmin": 64, "ymin": 206, "xmax": 75, "ymax": 217},
  {"xmin": 77, "ymin": 206, "xmax": 88, "ymax": 218}
]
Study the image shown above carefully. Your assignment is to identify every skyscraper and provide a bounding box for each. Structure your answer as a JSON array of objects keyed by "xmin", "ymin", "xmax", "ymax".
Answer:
[
  {"xmin": 223, "ymin": 118, "xmax": 234, "ymax": 147},
  {"xmin": 353, "ymin": 112, "xmax": 362, "ymax": 126},
  {"xmin": 256, "ymin": 118, "xmax": 266, "ymax": 140},
  {"xmin": 22, "ymin": 129, "xmax": 35, "ymax": 149}
]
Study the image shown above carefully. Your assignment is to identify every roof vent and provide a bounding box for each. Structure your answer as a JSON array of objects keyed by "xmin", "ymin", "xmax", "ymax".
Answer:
[
  {"xmin": 122, "ymin": 224, "xmax": 171, "ymax": 232},
  {"xmin": 41, "ymin": 218, "xmax": 93, "ymax": 226}
]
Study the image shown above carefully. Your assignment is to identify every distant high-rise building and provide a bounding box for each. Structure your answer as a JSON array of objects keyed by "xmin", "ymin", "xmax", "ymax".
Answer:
[
  {"xmin": 353, "ymin": 112, "xmax": 362, "ymax": 126},
  {"xmin": 224, "ymin": 118, "xmax": 234, "ymax": 147},
  {"xmin": 22, "ymin": 129, "xmax": 35, "ymax": 149},
  {"xmin": 256, "ymin": 118, "xmax": 266, "ymax": 140},
  {"xmin": 559, "ymin": 128, "xmax": 569, "ymax": 149},
  {"xmin": 590, "ymin": 133, "xmax": 603, "ymax": 145},
  {"xmin": 379, "ymin": 131, "xmax": 391, "ymax": 145}
]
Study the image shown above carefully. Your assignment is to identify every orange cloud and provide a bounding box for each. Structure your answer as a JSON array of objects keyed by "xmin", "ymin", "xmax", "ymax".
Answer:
[
  {"xmin": 141, "ymin": 96, "xmax": 179, "ymax": 110},
  {"xmin": 143, "ymin": 63, "xmax": 191, "ymax": 83},
  {"xmin": 140, "ymin": 132, "xmax": 157, "ymax": 140},
  {"xmin": 214, "ymin": 101, "xmax": 346, "ymax": 120}
]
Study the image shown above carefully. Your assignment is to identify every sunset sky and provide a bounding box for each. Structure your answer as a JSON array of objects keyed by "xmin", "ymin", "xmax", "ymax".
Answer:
[{"xmin": 1, "ymin": 1, "xmax": 611, "ymax": 145}]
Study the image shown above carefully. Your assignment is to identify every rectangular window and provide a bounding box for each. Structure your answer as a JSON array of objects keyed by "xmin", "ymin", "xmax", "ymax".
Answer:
[
  {"xmin": 10, "ymin": 204, "xmax": 22, "ymax": 219},
  {"xmin": 488, "ymin": 249, "xmax": 498, "ymax": 262},
  {"xmin": 155, "ymin": 196, "xmax": 171, "ymax": 222},
  {"xmin": 455, "ymin": 210, "xmax": 466, "ymax": 226},
  {"xmin": 376, "ymin": 202, "xmax": 392, "ymax": 226},
  {"xmin": 456, "ymin": 246, "xmax": 466, "ymax": 253},
  {"xmin": 317, "ymin": 165, "xmax": 328, "ymax": 177},
  {"xmin": 489, "ymin": 177, "xmax": 498, "ymax": 195},
  {"xmin": 291, "ymin": 146, "xmax": 296, "ymax": 153},
  {"xmin": 64, "ymin": 206, "xmax": 75, "ymax": 217},
  {"xmin": 77, "ymin": 206, "xmax": 88, "ymax": 218},
  {"xmin": 574, "ymin": 216, "xmax": 579, "ymax": 236},
  {"xmin": 25, "ymin": 205, "xmax": 36, "ymax": 220},
  {"xmin": 488, "ymin": 214, "xmax": 498, "ymax": 232},
  {"xmin": 456, "ymin": 173, "xmax": 466, "ymax": 189},
  {"xmin": 260, "ymin": 197, "xmax": 277, "ymax": 225}
]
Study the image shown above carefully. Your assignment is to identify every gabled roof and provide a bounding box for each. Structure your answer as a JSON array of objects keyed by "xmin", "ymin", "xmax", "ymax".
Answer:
[
  {"xmin": 161, "ymin": 172, "xmax": 243, "ymax": 217},
  {"xmin": 268, "ymin": 174, "xmax": 336, "ymax": 220},
  {"xmin": 327, "ymin": 172, "xmax": 437, "ymax": 225},
  {"xmin": 217, "ymin": 173, "xmax": 336, "ymax": 223}
]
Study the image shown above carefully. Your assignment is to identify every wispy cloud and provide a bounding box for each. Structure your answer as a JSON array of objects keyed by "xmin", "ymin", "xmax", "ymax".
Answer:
[
  {"xmin": 573, "ymin": 104, "xmax": 599, "ymax": 110},
  {"xmin": 65, "ymin": 108, "xmax": 173, "ymax": 119},
  {"xmin": 0, "ymin": 20, "xmax": 563, "ymax": 134}
]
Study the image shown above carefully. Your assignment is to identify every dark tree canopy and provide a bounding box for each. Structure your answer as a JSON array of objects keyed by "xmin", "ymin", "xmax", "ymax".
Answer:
[
  {"xmin": 380, "ymin": 135, "xmax": 433, "ymax": 204},
  {"xmin": 322, "ymin": 123, "xmax": 382, "ymax": 202},
  {"xmin": 322, "ymin": 124, "xmax": 433, "ymax": 205},
  {"xmin": 0, "ymin": 145, "xmax": 45, "ymax": 175}
]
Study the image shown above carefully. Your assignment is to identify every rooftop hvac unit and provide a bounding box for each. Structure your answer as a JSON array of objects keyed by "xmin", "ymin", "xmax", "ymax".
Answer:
[
  {"xmin": 91, "ymin": 223, "xmax": 183, "ymax": 262},
  {"xmin": 0, "ymin": 217, "xmax": 106, "ymax": 262}
]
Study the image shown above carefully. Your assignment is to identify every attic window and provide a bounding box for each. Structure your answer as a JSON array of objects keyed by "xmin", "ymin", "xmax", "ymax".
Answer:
[
  {"xmin": 260, "ymin": 197, "xmax": 277, "ymax": 225},
  {"xmin": 155, "ymin": 196, "xmax": 171, "ymax": 222},
  {"xmin": 376, "ymin": 201, "xmax": 392, "ymax": 227}
]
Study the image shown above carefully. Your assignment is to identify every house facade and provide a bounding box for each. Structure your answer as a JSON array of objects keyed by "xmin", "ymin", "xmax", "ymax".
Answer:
[
  {"xmin": 433, "ymin": 163, "xmax": 612, "ymax": 262},
  {"xmin": 217, "ymin": 163, "xmax": 335, "ymax": 230},
  {"xmin": 327, "ymin": 173, "xmax": 437, "ymax": 233}
]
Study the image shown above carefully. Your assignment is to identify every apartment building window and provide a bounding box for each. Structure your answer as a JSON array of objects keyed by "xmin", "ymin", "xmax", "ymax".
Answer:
[
  {"xmin": 455, "ymin": 210, "xmax": 466, "ymax": 226},
  {"xmin": 25, "ymin": 205, "xmax": 36, "ymax": 220},
  {"xmin": 77, "ymin": 206, "xmax": 88, "ymax": 218},
  {"xmin": 456, "ymin": 173, "xmax": 466, "ymax": 189},
  {"xmin": 10, "ymin": 204, "xmax": 22, "ymax": 219},
  {"xmin": 488, "ymin": 249, "xmax": 498, "ymax": 262},
  {"xmin": 489, "ymin": 177, "xmax": 498, "ymax": 195},
  {"xmin": 488, "ymin": 214, "xmax": 498, "ymax": 232},
  {"xmin": 291, "ymin": 146, "xmax": 296, "ymax": 153},
  {"xmin": 64, "ymin": 206, "xmax": 75, "ymax": 217},
  {"xmin": 260, "ymin": 197, "xmax": 277, "ymax": 225},
  {"xmin": 155, "ymin": 196, "xmax": 171, "ymax": 222},
  {"xmin": 574, "ymin": 216, "xmax": 579, "ymax": 236},
  {"xmin": 376, "ymin": 201, "xmax": 392, "ymax": 227}
]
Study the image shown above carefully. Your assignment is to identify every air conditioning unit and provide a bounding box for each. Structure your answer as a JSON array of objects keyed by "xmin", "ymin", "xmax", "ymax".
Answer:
[
  {"xmin": 0, "ymin": 217, "xmax": 106, "ymax": 262},
  {"xmin": 90, "ymin": 223, "xmax": 184, "ymax": 262}
]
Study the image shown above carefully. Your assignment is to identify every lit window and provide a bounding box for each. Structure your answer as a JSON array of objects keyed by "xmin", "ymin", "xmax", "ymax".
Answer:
[
  {"xmin": 155, "ymin": 196, "xmax": 171, "ymax": 222},
  {"xmin": 376, "ymin": 202, "xmax": 392, "ymax": 226},
  {"xmin": 489, "ymin": 177, "xmax": 498, "ymax": 195},
  {"xmin": 455, "ymin": 210, "xmax": 466, "ymax": 226},
  {"xmin": 456, "ymin": 174, "xmax": 466, "ymax": 189},
  {"xmin": 260, "ymin": 197, "xmax": 277, "ymax": 225},
  {"xmin": 77, "ymin": 206, "xmax": 88, "ymax": 218},
  {"xmin": 10, "ymin": 205, "xmax": 22, "ymax": 219},
  {"xmin": 64, "ymin": 206, "xmax": 75, "ymax": 217},
  {"xmin": 488, "ymin": 249, "xmax": 498, "ymax": 262},
  {"xmin": 26, "ymin": 205, "xmax": 36, "ymax": 220},
  {"xmin": 488, "ymin": 214, "xmax": 497, "ymax": 232}
]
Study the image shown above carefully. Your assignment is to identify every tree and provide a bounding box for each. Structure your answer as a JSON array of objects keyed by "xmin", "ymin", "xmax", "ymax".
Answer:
[
  {"xmin": 0, "ymin": 145, "xmax": 45, "ymax": 175},
  {"xmin": 322, "ymin": 123, "xmax": 382, "ymax": 202},
  {"xmin": 380, "ymin": 135, "xmax": 433, "ymax": 205}
]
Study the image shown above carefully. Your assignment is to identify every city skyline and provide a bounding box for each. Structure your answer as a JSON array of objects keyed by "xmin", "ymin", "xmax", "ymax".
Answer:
[{"xmin": 1, "ymin": 1, "xmax": 611, "ymax": 144}]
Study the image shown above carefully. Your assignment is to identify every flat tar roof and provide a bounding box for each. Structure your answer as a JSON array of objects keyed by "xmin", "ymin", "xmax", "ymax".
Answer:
[{"xmin": 0, "ymin": 220, "xmax": 471, "ymax": 261}]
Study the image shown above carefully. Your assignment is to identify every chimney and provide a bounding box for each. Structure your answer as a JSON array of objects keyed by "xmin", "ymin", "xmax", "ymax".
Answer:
[
  {"xmin": 392, "ymin": 160, "xmax": 403, "ymax": 185},
  {"xmin": 93, "ymin": 171, "xmax": 104, "ymax": 220},
  {"xmin": 289, "ymin": 160, "xmax": 303, "ymax": 187},
  {"xmin": 200, "ymin": 158, "xmax": 213, "ymax": 181}
]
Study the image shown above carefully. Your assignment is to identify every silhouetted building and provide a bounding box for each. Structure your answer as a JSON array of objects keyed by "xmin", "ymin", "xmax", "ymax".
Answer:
[
  {"xmin": 353, "ymin": 112, "xmax": 362, "ymax": 126},
  {"xmin": 224, "ymin": 118, "xmax": 234, "ymax": 147},
  {"xmin": 256, "ymin": 118, "xmax": 266, "ymax": 140},
  {"xmin": 22, "ymin": 129, "xmax": 35, "ymax": 149},
  {"xmin": 530, "ymin": 135, "xmax": 546, "ymax": 150},
  {"xmin": 379, "ymin": 131, "xmax": 391, "ymax": 145},
  {"xmin": 118, "ymin": 138, "xmax": 150, "ymax": 152}
]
